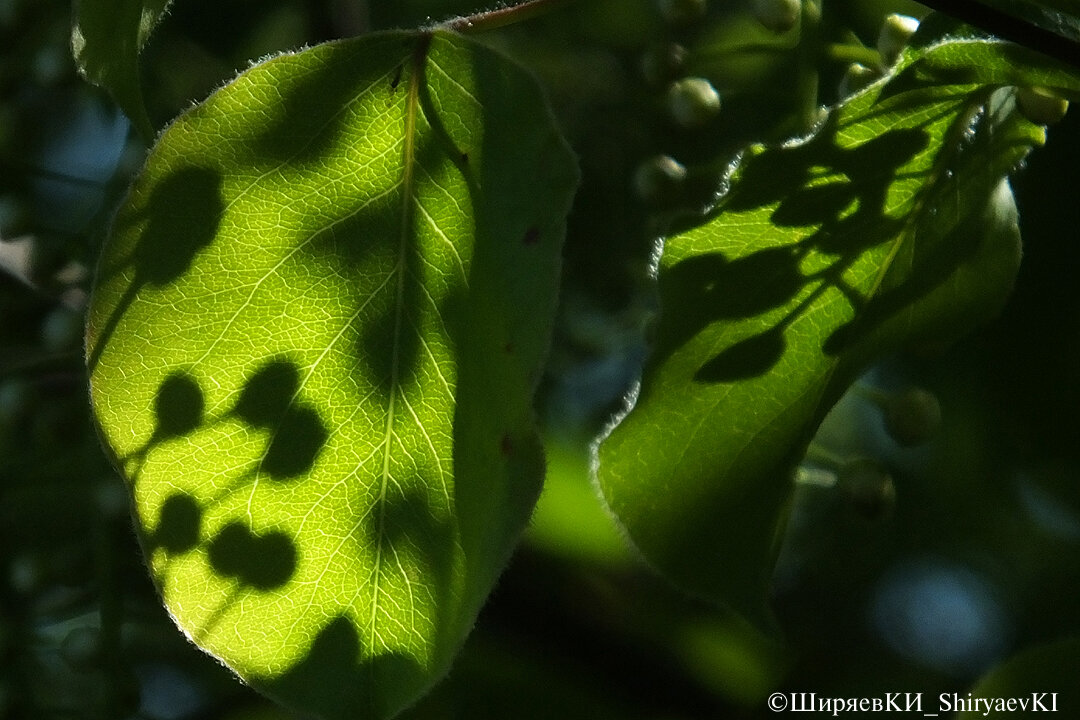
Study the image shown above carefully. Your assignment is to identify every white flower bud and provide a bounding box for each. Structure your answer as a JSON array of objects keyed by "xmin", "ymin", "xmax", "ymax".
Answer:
[
  {"xmin": 838, "ymin": 63, "xmax": 879, "ymax": 98},
  {"xmin": 633, "ymin": 154, "xmax": 688, "ymax": 205},
  {"xmin": 666, "ymin": 77, "xmax": 721, "ymax": 128},
  {"xmin": 752, "ymin": 0, "xmax": 800, "ymax": 34},
  {"xmin": 877, "ymin": 14, "xmax": 919, "ymax": 66}
]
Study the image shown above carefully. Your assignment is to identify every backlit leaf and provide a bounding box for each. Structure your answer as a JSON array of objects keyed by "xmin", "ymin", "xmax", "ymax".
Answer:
[
  {"xmin": 87, "ymin": 30, "xmax": 577, "ymax": 719},
  {"xmin": 595, "ymin": 35, "xmax": 1080, "ymax": 622}
]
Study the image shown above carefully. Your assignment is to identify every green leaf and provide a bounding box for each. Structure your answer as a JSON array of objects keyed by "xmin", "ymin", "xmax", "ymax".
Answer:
[
  {"xmin": 71, "ymin": 0, "xmax": 172, "ymax": 140},
  {"xmin": 595, "ymin": 37, "xmax": 1068, "ymax": 622},
  {"xmin": 958, "ymin": 637, "xmax": 1080, "ymax": 717},
  {"xmin": 908, "ymin": 26, "xmax": 1080, "ymax": 96},
  {"xmin": 86, "ymin": 30, "xmax": 577, "ymax": 719}
]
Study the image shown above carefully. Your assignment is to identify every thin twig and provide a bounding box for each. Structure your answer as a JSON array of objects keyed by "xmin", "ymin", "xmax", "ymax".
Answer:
[{"xmin": 440, "ymin": 0, "xmax": 579, "ymax": 34}]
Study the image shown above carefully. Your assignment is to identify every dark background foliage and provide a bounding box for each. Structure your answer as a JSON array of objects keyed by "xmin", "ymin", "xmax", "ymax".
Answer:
[{"xmin": 2, "ymin": 0, "xmax": 1078, "ymax": 717}]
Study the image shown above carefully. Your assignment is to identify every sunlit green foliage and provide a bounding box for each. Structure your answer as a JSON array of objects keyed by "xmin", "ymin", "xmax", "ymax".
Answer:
[
  {"xmin": 598, "ymin": 31, "xmax": 1080, "ymax": 622},
  {"xmin": 2, "ymin": 0, "xmax": 1080, "ymax": 718},
  {"xmin": 87, "ymin": 29, "xmax": 576, "ymax": 719}
]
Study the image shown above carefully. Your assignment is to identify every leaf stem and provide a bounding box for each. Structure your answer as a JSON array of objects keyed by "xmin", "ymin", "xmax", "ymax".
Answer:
[
  {"xmin": 795, "ymin": 464, "xmax": 839, "ymax": 488},
  {"xmin": 803, "ymin": 441, "xmax": 847, "ymax": 470},
  {"xmin": 795, "ymin": 0, "xmax": 823, "ymax": 132},
  {"xmin": 441, "ymin": 0, "xmax": 581, "ymax": 34},
  {"xmin": 824, "ymin": 42, "xmax": 882, "ymax": 69}
]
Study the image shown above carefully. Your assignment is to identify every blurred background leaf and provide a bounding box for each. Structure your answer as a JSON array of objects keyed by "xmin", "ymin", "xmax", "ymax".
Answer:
[{"xmin": 70, "ymin": 0, "xmax": 171, "ymax": 140}]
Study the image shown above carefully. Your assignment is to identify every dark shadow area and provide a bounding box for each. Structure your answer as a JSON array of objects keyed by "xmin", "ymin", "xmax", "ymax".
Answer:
[
  {"xmin": 693, "ymin": 326, "xmax": 788, "ymax": 383},
  {"xmin": 364, "ymin": 484, "xmax": 455, "ymax": 642},
  {"xmin": 823, "ymin": 195, "xmax": 988, "ymax": 353},
  {"xmin": 230, "ymin": 359, "xmax": 330, "ymax": 481},
  {"xmin": 121, "ymin": 360, "xmax": 326, "ymax": 601},
  {"xmin": 364, "ymin": 478, "xmax": 460, "ymax": 657},
  {"xmin": 246, "ymin": 33, "xmax": 421, "ymax": 166},
  {"xmin": 128, "ymin": 168, "xmax": 224, "ymax": 285},
  {"xmin": 260, "ymin": 405, "xmax": 329, "ymax": 479},
  {"xmin": 348, "ymin": 132, "xmax": 463, "ymax": 395},
  {"xmin": 653, "ymin": 248, "xmax": 805, "ymax": 364},
  {"xmin": 152, "ymin": 370, "xmax": 205, "ymax": 442},
  {"xmin": 280, "ymin": 174, "xmax": 433, "ymax": 395},
  {"xmin": 648, "ymin": 113, "xmax": 938, "ymax": 385},
  {"xmin": 357, "ymin": 264, "xmax": 422, "ymax": 394},
  {"xmin": 260, "ymin": 615, "xmax": 426, "ymax": 720},
  {"xmin": 292, "ymin": 143, "xmax": 456, "ymax": 402},
  {"xmin": 232, "ymin": 360, "xmax": 301, "ymax": 428},
  {"xmin": 207, "ymin": 520, "xmax": 298, "ymax": 591},
  {"xmin": 88, "ymin": 165, "xmax": 224, "ymax": 372},
  {"xmin": 123, "ymin": 358, "xmax": 331, "ymax": 491},
  {"xmin": 149, "ymin": 492, "xmax": 203, "ymax": 555},
  {"xmin": 368, "ymin": 485, "xmax": 451, "ymax": 561},
  {"xmin": 116, "ymin": 370, "xmax": 206, "ymax": 486}
]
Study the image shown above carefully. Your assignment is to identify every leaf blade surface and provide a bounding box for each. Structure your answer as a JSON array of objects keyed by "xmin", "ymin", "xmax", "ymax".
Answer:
[
  {"xmin": 596, "ymin": 35, "xmax": 1078, "ymax": 621},
  {"xmin": 87, "ymin": 30, "xmax": 577, "ymax": 719}
]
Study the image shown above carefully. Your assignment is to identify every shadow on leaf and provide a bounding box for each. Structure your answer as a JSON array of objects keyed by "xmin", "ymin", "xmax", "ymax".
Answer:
[
  {"xmin": 654, "ymin": 248, "xmax": 806, "ymax": 366},
  {"xmin": 149, "ymin": 492, "xmax": 203, "ymax": 555},
  {"xmin": 661, "ymin": 115, "xmax": 931, "ymax": 384},
  {"xmin": 153, "ymin": 371, "xmax": 205, "ymax": 442},
  {"xmin": 207, "ymin": 520, "xmax": 298, "ymax": 591},
  {"xmin": 247, "ymin": 34, "xmax": 423, "ymax": 167},
  {"xmin": 230, "ymin": 359, "xmax": 330, "ymax": 481},
  {"xmin": 88, "ymin": 166, "xmax": 224, "ymax": 372},
  {"xmin": 260, "ymin": 615, "xmax": 425, "ymax": 720},
  {"xmin": 693, "ymin": 326, "xmax": 787, "ymax": 383},
  {"xmin": 233, "ymin": 360, "xmax": 301, "ymax": 428}
]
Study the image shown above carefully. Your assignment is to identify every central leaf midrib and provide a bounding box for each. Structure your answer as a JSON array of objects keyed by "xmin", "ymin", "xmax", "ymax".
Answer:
[{"xmin": 370, "ymin": 35, "xmax": 429, "ymax": 658}]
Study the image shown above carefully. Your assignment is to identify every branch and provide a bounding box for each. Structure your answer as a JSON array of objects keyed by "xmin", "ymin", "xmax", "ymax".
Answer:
[{"xmin": 440, "ymin": 0, "xmax": 579, "ymax": 34}]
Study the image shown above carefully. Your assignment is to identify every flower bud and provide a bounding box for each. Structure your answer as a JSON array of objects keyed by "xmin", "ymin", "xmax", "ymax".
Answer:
[
  {"xmin": 752, "ymin": 0, "xmax": 800, "ymax": 34},
  {"xmin": 1017, "ymin": 87, "xmax": 1069, "ymax": 125},
  {"xmin": 666, "ymin": 77, "xmax": 721, "ymax": 128},
  {"xmin": 877, "ymin": 14, "xmax": 919, "ymax": 67},
  {"xmin": 838, "ymin": 63, "xmax": 879, "ymax": 98},
  {"xmin": 633, "ymin": 154, "xmax": 688, "ymax": 205}
]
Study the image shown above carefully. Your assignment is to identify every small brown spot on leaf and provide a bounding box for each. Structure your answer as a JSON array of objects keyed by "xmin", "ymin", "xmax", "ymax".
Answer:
[
  {"xmin": 523, "ymin": 227, "xmax": 540, "ymax": 245},
  {"xmin": 500, "ymin": 434, "xmax": 513, "ymax": 456},
  {"xmin": 504, "ymin": 342, "xmax": 514, "ymax": 354}
]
